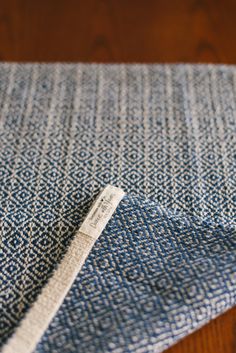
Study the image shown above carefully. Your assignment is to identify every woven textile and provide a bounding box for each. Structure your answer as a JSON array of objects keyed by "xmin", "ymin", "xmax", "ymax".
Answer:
[
  {"xmin": 0, "ymin": 63, "xmax": 236, "ymax": 352},
  {"xmin": 34, "ymin": 194, "xmax": 236, "ymax": 353}
]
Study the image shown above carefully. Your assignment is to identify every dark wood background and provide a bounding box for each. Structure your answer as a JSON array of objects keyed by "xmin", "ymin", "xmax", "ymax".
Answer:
[
  {"xmin": 1, "ymin": 0, "xmax": 236, "ymax": 63},
  {"xmin": 0, "ymin": 1, "xmax": 235, "ymax": 352}
]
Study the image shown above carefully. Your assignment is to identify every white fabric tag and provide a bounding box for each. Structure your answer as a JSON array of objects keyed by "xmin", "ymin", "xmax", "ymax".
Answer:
[{"xmin": 80, "ymin": 185, "xmax": 125, "ymax": 240}]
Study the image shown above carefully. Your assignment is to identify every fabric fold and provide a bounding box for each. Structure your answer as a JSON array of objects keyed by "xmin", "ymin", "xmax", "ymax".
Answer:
[
  {"xmin": 33, "ymin": 192, "xmax": 235, "ymax": 353},
  {"xmin": 3, "ymin": 190, "xmax": 234, "ymax": 353}
]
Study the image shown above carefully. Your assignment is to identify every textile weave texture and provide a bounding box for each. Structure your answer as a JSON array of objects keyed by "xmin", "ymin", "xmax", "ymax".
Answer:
[
  {"xmin": 35, "ymin": 194, "xmax": 236, "ymax": 353},
  {"xmin": 0, "ymin": 63, "xmax": 236, "ymax": 351}
]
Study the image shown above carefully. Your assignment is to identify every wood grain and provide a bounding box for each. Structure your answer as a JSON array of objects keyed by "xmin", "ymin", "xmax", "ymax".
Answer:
[
  {"xmin": 0, "ymin": 0, "xmax": 236, "ymax": 63},
  {"xmin": 0, "ymin": 1, "xmax": 235, "ymax": 352}
]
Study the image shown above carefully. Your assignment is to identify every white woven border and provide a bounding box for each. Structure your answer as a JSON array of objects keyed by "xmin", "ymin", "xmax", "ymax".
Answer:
[{"xmin": 2, "ymin": 185, "xmax": 125, "ymax": 353}]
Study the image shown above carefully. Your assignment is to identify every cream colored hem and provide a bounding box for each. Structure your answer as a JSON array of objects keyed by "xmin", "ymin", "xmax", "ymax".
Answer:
[{"xmin": 2, "ymin": 185, "xmax": 125, "ymax": 353}]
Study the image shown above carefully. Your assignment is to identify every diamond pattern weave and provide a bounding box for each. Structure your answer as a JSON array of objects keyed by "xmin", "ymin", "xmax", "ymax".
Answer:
[{"xmin": 0, "ymin": 63, "xmax": 235, "ymax": 351}]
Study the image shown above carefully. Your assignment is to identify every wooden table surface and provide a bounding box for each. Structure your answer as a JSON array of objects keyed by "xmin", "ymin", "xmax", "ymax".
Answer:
[{"xmin": 0, "ymin": 1, "xmax": 235, "ymax": 352}]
